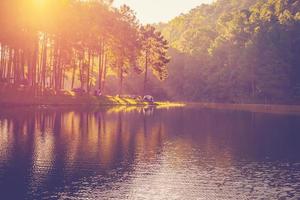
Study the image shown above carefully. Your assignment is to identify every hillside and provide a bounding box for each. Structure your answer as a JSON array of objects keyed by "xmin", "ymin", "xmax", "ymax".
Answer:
[{"xmin": 157, "ymin": 0, "xmax": 300, "ymax": 104}]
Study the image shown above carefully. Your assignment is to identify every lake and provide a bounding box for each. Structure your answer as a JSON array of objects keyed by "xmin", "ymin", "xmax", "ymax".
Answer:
[{"xmin": 0, "ymin": 106, "xmax": 299, "ymax": 199}]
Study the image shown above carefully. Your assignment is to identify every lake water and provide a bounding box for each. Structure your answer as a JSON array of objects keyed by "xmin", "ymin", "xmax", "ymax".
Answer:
[{"xmin": 0, "ymin": 106, "xmax": 299, "ymax": 200}]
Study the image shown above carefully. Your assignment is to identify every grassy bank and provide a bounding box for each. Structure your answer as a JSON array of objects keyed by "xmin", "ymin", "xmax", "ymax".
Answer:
[{"xmin": 0, "ymin": 93, "xmax": 185, "ymax": 107}]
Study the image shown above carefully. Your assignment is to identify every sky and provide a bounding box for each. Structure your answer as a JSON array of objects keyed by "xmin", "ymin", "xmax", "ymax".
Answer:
[{"xmin": 113, "ymin": 0, "xmax": 213, "ymax": 24}]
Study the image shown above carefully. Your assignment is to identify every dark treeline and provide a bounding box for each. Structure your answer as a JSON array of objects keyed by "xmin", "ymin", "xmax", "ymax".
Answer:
[
  {"xmin": 0, "ymin": 0, "xmax": 169, "ymax": 96},
  {"xmin": 156, "ymin": 0, "xmax": 300, "ymax": 104}
]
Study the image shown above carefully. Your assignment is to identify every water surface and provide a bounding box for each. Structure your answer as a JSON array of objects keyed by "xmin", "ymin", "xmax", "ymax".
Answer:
[{"xmin": 0, "ymin": 106, "xmax": 299, "ymax": 199}]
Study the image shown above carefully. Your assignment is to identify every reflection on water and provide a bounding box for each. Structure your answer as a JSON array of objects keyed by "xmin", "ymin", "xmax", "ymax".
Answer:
[{"xmin": 0, "ymin": 106, "xmax": 299, "ymax": 199}]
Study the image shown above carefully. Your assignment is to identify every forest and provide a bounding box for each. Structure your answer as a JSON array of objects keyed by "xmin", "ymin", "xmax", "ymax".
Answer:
[
  {"xmin": 0, "ymin": 0, "xmax": 169, "ymax": 98},
  {"xmin": 0, "ymin": 0, "xmax": 300, "ymax": 104},
  {"xmin": 156, "ymin": 0, "xmax": 300, "ymax": 104}
]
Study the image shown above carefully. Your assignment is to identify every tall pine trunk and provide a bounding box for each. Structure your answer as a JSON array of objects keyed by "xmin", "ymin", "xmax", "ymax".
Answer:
[
  {"xmin": 87, "ymin": 51, "xmax": 91, "ymax": 93},
  {"xmin": 98, "ymin": 50, "xmax": 103, "ymax": 91},
  {"xmin": 0, "ymin": 43, "xmax": 4, "ymax": 79},
  {"xmin": 143, "ymin": 50, "xmax": 148, "ymax": 96},
  {"xmin": 7, "ymin": 48, "xmax": 13, "ymax": 84},
  {"xmin": 71, "ymin": 62, "xmax": 76, "ymax": 89},
  {"xmin": 102, "ymin": 54, "xmax": 107, "ymax": 93}
]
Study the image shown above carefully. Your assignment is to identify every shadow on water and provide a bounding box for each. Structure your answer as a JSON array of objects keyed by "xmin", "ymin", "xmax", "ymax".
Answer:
[{"xmin": 0, "ymin": 106, "xmax": 299, "ymax": 199}]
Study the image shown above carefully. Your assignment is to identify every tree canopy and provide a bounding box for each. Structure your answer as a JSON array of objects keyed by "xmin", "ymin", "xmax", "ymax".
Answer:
[
  {"xmin": 157, "ymin": 0, "xmax": 300, "ymax": 104},
  {"xmin": 0, "ymin": 0, "xmax": 170, "ymax": 96}
]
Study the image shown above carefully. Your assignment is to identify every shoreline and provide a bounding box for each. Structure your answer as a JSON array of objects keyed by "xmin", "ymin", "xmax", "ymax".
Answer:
[
  {"xmin": 1, "ymin": 95, "xmax": 300, "ymax": 114},
  {"xmin": 188, "ymin": 102, "xmax": 300, "ymax": 114}
]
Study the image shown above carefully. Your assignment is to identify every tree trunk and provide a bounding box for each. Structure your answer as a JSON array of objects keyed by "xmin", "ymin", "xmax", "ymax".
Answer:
[
  {"xmin": 32, "ymin": 38, "xmax": 38, "ymax": 88},
  {"xmin": 20, "ymin": 50, "xmax": 25, "ymax": 82},
  {"xmin": 101, "ymin": 54, "xmax": 107, "ymax": 93},
  {"xmin": 7, "ymin": 48, "xmax": 13, "ymax": 84},
  {"xmin": 98, "ymin": 41, "xmax": 105, "ymax": 91},
  {"xmin": 87, "ymin": 51, "xmax": 91, "ymax": 92},
  {"xmin": 49, "ymin": 43, "xmax": 54, "ymax": 88},
  {"xmin": 0, "ymin": 43, "xmax": 4, "ymax": 79},
  {"xmin": 79, "ymin": 58, "xmax": 84, "ymax": 90},
  {"xmin": 56, "ymin": 50, "xmax": 62, "ymax": 91},
  {"xmin": 13, "ymin": 49, "xmax": 19, "ymax": 84},
  {"xmin": 143, "ymin": 50, "xmax": 148, "ymax": 96},
  {"xmin": 41, "ymin": 34, "xmax": 47, "ymax": 90},
  {"xmin": 118, "ymin": 62, "xmax": 123, "ymax": 95},
  {"xmin": 61, "ymin": 67, "xmax": 65, "ymax": 89},
  {"xmin": 102, "ymin": 54, "xmax": 107, "ymax": 93},
  {"xmin": 71, "ymin": 62, "xmax": 76, "ymax": 89},
  {"xmin": 98, "ymin": 50, "xmax": 103, "ymax": 91}
]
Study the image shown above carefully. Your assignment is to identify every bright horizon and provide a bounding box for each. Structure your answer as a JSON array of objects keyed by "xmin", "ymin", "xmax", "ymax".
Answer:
[{"xmin": 113, "ymin": 0, "xmax": 213, "ymax": 24}]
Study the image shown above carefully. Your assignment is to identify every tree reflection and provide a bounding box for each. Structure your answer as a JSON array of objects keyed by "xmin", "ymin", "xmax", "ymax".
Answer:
[
  {"xmin": 0, "ymin": 107, "xmax": 166, "ymax": 199},
  {"xmin": 0, "ymin": 107, "xmax": 299, "ymax": 199}
]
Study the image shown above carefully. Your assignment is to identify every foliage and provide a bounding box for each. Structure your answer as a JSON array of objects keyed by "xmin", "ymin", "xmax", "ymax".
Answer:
[
  {"xmin": 0, "ymin": 0, "xmax": 170, "ymax": 96},
  {"xmin": 157, "ymin": 0, "xmax": 300, "ymax": 104}
]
